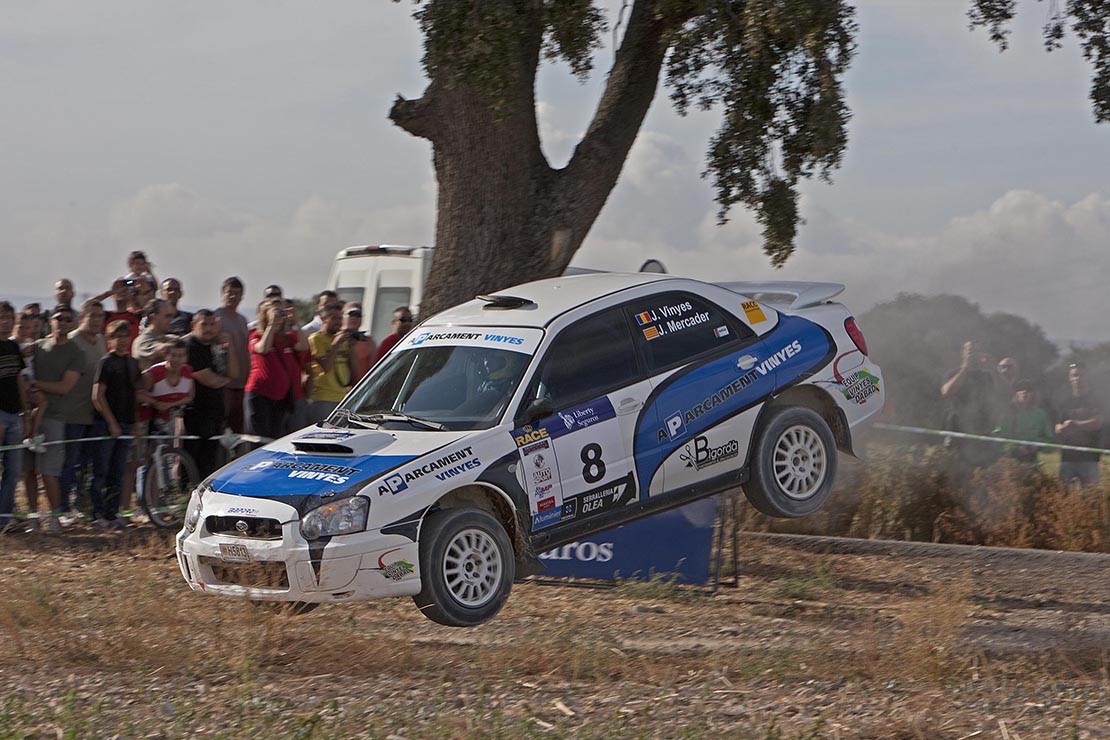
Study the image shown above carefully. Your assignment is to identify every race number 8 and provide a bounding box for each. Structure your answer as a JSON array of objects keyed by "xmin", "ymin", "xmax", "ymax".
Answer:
[{"xmin": 581, "ymin": 443, "xmax": 606, "ymax": 484}]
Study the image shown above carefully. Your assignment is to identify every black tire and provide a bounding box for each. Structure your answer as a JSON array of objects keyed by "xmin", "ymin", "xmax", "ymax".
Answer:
[
  {"xmin": 743, "ymin": 406, "xmax": 838, "ymax": 518},
  {"xmin": 413, "ymin": 508, "xmax": 515, "ymax": 627},
  {"xmin": 143, "ymin": 447, "xmax": 200, "ymax": 529}
]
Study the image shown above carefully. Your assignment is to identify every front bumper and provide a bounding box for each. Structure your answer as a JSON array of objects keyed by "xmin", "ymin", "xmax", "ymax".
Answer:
[{"xmin": 175, "ymin": 491, "xmax": 422, "ymax": 603}]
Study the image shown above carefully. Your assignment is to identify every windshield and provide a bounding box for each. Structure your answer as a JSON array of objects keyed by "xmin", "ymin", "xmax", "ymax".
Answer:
[{"xmin": 339, "ymin": 344, "xmax": 533, "ymax": 431}]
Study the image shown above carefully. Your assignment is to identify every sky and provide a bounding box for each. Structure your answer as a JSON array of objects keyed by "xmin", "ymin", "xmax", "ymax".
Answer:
[{"xmin": 1, "ymin": 1, "xmax": 1106, "ymax": 345}]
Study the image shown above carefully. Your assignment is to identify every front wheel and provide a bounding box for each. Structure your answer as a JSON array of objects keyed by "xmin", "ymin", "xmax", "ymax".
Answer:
[
  {"xmin": 143, "ymin": 447, "xmax": 200, "ymax": 529},
  {"xmin": 743, "ymin": 406, "xmax": 837, "ymax": 518},
  {"xmin": 413, "ymin": 508, "xmax": 515, "ymax": 627}
]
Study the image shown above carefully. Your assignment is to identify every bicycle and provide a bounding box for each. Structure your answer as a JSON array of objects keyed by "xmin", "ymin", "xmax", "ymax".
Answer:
[{"xmin": 138, "ymin": 408, "xmax": 200, "ymax": 529}]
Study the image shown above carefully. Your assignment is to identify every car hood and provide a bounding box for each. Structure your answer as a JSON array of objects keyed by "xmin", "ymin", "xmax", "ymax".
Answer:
[{"xmin": 207, "ymin": 426, "xmax": 473, "ymax": 501}]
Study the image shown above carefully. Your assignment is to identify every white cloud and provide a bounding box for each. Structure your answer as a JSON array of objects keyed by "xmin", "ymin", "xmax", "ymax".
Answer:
[{"xmin": 110, "ymin": 184, "xmax": 247, "ymax": 241}]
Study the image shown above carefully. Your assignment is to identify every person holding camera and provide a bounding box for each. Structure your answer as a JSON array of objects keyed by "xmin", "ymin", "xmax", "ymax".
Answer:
[
  {"xmin": 307, "ymin": 302, "xmax": 354, "ymax": 424},
  {"xmin": 245, "ymin": 297, "xmax": 308, "ymax": 442}
]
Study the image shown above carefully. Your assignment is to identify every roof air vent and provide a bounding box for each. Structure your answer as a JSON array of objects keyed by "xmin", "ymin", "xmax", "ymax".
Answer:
[{"xmin": 476, "ymin": 294, "xmax": 536, "ymax": 310}]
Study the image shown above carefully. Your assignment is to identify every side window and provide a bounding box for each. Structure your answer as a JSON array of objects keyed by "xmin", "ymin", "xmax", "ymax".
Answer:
[
  {"xmin": 533, "ymin": 308, "xmax": 641, "ymax": 409},
  {"xmin": 626, "ymin": 292, "xmax": 752, "ymax": 373}
]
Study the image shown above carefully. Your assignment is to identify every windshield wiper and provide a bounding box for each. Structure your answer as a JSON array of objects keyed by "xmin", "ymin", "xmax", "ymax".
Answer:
[
  {"xmin": 361, "ymin": 412, "xmax": 448, "ymax": 431},
  {"xmin": 328, "ymin": 407, "xmax": 378, "ymax": 429}
]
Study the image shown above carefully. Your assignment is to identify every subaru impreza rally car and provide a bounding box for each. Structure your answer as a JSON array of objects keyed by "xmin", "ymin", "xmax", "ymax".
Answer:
[{"xmin": 177, "ymin": 273, "xmax": 883, "ymax": 626}]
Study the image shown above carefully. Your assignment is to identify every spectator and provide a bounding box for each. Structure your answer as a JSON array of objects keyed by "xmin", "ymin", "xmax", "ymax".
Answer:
[
  {"xmin": 159, "ymin": 278, "xmax": 194, "ymax": 336},
  {"xmin": 90, "ymin": 320, "xmax": 141, "ymax": 530},
  {"xmin": 184, "ymin": 310, "xmax": 239, "ymax": 478},
  {"xmin": 124, "ymin": 250, "xmax": 157, "ymax": 292},
  {"xmin": 1055, "ymin": 362, "xmax": 1104, "ymax": 486},
  {"xmin": 0, "ymin": 302, "xmax": 28, "ymax": 531},
  {"xmin": 307, "ymin": 302, "xmax": 354, "ymax": 423},
  {"xmin": 374, "ymin": 306, "xmax": 414, "ymax": 362},
  {"xmin": 58, "ymin": 299, "xmax": 107, "ymax": 516},
  {"xmin": 138, "ymin": 340, "xmax": 194, "ymax": 431},
  {"xmin": 246, "ymin": 298, "xmax": 308, "ymax": 441},
  {"xmin": 215, "ymin": 277, "xmax": 249, "ymax": 436},
  {"xmin": 940, "ymin": 340, "xmax": 1000, "ymax": 469},
  {"xmin": 286, "ymin": 298, "xmax": 312, "ymax": 433},
  {"xmin": 994, "ymin": 379, "xmax": 1054, "ymax": 464},
  {"xmin": 104, "ymin": 279, "xmax": 141, "ymax": 344},
  {"xmin": 53, "ymin": 279, "xmax": 75, "ymax": 309},
  {"xmin": 343, "ymin": 302, "xmax": 375, "ymax": 382},
  {"xmin": 32, "ymin": 306, "xmax": 84, "ymax": 532},
  {"xmin": 301, "ymin": 290, "xmax": 338, "ymax": 336},
  {"xmin": 13, "ymin": 310, "xmax": 45, "ymax": 527},
  {"xmin": 246, "ymin": 285, "xmax": 282, "ymax": 331},
  {"xmin": 132, "ymin": 298, "xmax": 178, "ymax": 372}
]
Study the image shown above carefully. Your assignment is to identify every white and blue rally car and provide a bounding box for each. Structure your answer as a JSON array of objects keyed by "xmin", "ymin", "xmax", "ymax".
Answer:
[{"xmin": 176, "ymin": 273, "xmax": 883, "ymax": 626}]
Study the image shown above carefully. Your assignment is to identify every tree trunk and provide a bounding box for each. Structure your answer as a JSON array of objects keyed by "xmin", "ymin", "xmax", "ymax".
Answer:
[{"xmin": 390, "ymin": 0, "xmax": 675, "ymax": 318}]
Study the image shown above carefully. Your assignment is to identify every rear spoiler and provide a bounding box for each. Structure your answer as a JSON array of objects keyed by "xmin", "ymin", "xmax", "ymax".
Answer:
[{"xmin": 716, "ymin": 281, "xmax": 845, "ymax": 310}]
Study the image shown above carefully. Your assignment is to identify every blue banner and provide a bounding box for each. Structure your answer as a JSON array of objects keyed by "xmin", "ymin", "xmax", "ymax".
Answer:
[{"xmin": 537, "ymin": 497, "xmax": 718, "ymax": 584}]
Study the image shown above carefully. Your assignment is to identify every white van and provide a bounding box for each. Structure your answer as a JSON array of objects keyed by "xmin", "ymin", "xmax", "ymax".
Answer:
[
  {"xmin": 326, "ymin": 245, "xmax": 433, "ymax": 341},
  {"xmin": 326, "ymin": 244, "xmax": 667, "ymax": 341}
]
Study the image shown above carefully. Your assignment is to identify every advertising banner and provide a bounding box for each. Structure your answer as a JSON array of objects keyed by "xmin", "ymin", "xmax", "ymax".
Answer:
[{"xmin": 537, "ymin": 497, "xmax": 718, "ymax": 584}]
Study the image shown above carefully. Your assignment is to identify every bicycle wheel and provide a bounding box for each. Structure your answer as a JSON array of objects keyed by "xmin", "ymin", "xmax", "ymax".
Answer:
[{"xmin": 142, "ymin": 447, "xmax": 200, "ymax": 529}]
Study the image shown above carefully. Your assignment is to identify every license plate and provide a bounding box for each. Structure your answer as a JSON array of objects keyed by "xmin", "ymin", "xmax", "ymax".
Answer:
[{"xmin": 219, "ymin": 543, "xmax": 251, "ymax": 563}]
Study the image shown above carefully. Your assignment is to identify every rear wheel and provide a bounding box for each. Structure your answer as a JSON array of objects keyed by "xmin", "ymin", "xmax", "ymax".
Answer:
[
  {"xmin": 413, "ymin": 508, "xmax": 515, "ymax": 627},
  {"xmin": 744, "ymin": 406, "xmax": 837, "ymax": 518},
  {"xmin": 143, "ymin": 447, "xmax": 200, "ymax": 529}
]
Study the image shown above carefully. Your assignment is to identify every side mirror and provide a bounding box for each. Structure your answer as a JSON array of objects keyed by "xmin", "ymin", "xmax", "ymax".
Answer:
[{"xmin": 521, "ymin": 398, "xmax": 554, "ymax": 425}]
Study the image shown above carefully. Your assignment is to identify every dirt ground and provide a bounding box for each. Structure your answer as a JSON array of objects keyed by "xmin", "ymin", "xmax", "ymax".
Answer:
[{"xmin": 0, "ymin": 527, "xmax": 1108, "ymax": 739}]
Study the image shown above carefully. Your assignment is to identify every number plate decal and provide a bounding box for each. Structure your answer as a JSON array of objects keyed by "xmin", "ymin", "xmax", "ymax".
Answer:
[{"xmin": 218, "ymin": 543, "xmax": 251, "ymax": 563}]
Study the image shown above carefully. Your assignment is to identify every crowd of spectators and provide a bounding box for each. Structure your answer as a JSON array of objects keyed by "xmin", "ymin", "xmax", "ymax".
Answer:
[
  {"xmin": 940, "ymin": 340, "xmax": 1105, "ymax": 486},
  {"xmin": 0, "ymin": 250, "xmax": 416, "ymax": 533}
]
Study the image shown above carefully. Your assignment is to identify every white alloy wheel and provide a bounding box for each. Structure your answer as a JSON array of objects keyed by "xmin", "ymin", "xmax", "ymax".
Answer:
[
  {"xmin": 443, "ymin": 527, "xmax": 503, "ymax": 607},
  {"xmin": 772, "ymin": 424, "xmax": 828, "ymax": 501}
]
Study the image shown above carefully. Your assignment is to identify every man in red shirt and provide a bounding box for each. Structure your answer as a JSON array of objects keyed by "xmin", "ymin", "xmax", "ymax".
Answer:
[{"xmin": 374, "ymin": 306, "xmax": 414, "ymax": 363}]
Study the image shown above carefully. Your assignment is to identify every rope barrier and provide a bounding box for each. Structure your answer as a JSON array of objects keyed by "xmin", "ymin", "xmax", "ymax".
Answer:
[{"xmin": 873, "ymin": 422, "xmax": 1109, "ymax": 455}]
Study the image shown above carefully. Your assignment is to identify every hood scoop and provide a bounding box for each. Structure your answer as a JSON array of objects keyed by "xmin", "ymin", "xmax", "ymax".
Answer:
[{"xmin": 291, "ymin": 441, "xmax": 355, "ymax": 455}]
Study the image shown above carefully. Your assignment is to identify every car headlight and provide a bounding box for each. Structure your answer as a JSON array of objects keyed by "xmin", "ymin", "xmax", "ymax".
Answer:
[
  {"xmin": 300, "ymin": 496, "xmax": 369, "ymax": 540},
  {"xmin": 184, "ymin": 480, "xmax": 211, "ymax": 533}
]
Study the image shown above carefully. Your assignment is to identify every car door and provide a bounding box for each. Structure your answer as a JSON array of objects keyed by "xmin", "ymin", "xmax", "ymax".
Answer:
[
  {"xmin": 624, "ymin": 291, "xmax": 767, "ymax": 500},
  {"xmin": 511, "ymin": 306, "xmax": 653, "ymax": 533}
]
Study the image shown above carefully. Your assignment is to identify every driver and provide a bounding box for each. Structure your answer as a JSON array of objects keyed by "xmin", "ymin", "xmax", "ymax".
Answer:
[{"xmin": 476, "ymin": 353, "xmax": 517, "ymax": 395}]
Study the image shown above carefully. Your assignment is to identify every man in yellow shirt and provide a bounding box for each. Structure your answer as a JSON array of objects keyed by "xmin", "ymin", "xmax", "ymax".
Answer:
[{"xmin": 307, "ymin": 303, "xmax": 354, "ymax": 424}]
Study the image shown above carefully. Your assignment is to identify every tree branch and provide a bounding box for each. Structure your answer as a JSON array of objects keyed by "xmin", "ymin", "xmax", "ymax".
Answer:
[{"xmin": 388, "ymin": 91, "xmax": 437, "ymax": 140}]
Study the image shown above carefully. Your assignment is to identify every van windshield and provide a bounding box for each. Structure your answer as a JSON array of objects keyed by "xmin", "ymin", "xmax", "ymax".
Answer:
[{"xmin": 338, "ymin": 345, "xmax": 532, "ymax": 431}]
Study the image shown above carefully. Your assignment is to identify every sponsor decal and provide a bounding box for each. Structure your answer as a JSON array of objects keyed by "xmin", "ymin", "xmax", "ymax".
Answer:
[
  {"xmin": 296, "ymin": 431, "xmax": 356, "ymax": 440},
  {"xmin": 537, "ymin": 496, "xmax": 556, "ymax": 512},
  {"xmin": 377, "ymin": 447, "xmax": 476, "ymax": 495},
  {"xmin": 714, "ymin": 326, "xmax": 730, "ymax": 339},
  {"xmin": 840, "ymin": 368, "xmax": 880, "ymax": 404},
  {"xmin": 371, "ymin": 548, "xmax": 415, "ymax": 581},
  {"xmin": 410, "ymin": 331, "xmax": 483, "ymax": 345},
  {"xmin": 533, "ymin": 483, "xmax": 553, "ymax": 499},
  {"xmin": 831, "ymin": 350, "xmax": 880, "ymax": 404},
  {"xmin": 561, "ymin": 497, "xmax": 578, "ymax": 520},
  {"xmin": 521, "ymin": 439, "xmax": 550, "ymax": 456},
  {"xmin": 679, "ymin": 436, "xmax": 739, "ymax": 471},
  {"xmin": 533, "ymin": 453, "xmax": 546, "ymax": 468},
  {"xmin": 547, "ymin": 398, "xmax": 615, "ymax": 439},
  {"xmin": 481, "ymin": 333, "xmax": 525, "ymax": 346},
  {"xmin": 754, "ymin": 340, "xmax": 803, "ymax": 376},
  {"xmin": 565, "ymin": 472, "xmax": 637, "ymax": 518},
  {"xmin": 658, "ymin": 369, "xmax": 760, "ymax": 441},
  {"xmin": 514, "ymin": 427, "xmax": 549, "ymax": 447},
  {"xmin": 226, "ymin": 506, "xmax": 259, "ymax": 515},
  {"xmin": 538, "ymin": 541, "xmax": 614, "ymax": 563},
  {"xmin": 245, "ymin": 460, "xmax": 361, "ymax": 485},
  {"xmin": 532, "ymin": 467, "xmax": 553, "ymax": 484},
  {"xmin": 741, "ymin": 300, "xmax": 767, "ymax": 324},
  {"xmin": 642, "ymin": 326, "xmax": 661, "ymax": 341},
  {"xmin": 532, "ymin": 507, "xmax": 562, "ymax": 530}
]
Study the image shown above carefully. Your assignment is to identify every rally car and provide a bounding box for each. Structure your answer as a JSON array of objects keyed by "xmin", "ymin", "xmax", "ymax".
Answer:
[{"xmin": 176, "ymin": 273, "xmax": 883, "ymax": 626}]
